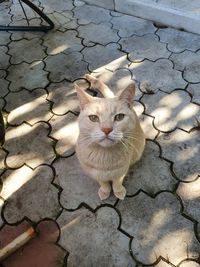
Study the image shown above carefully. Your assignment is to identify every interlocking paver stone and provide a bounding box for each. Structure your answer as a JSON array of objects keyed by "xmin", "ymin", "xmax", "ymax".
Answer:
[
  {"xmin": 5, "ymin": 122, "xmax": 55, "ymax": 168},
  {"xmin": 177, "ymin": 178, "xmax": 200, "ymax": 224},
  {"xmin": 187, "ymin": 83, "xmax": 200, "ymax": 105},
  {"xmin": 45, "ymin": 52, "xmax": 88, "ymax": 82},
  {"xmin": 6, "ymin": 89, "xmax": 52, "ymax": 125},
  {"xmin": 10, "ymin": 31, "xmax": 44, "ymax": 41},
  {"xmin": 78, "ymin": 22, "xmax": 119, "ymax": 45},
  {"xmin": 74, "ymin": 4, "xmax": 111, "ymax": 25},
  {"xmin": 54, "ymin": 154, "xmax": 116, "ymax": 209},
  {"xmin": 82, "ymin": 43, "xmax": 128, "ymax": 72},
  {"xmin": 10, "ymin": 1, "xmax": 40, "ymax": 21},
  {"xmin": 43, "ymin": 30, "xmax": 83, "ymax": 56},
  {"xmin": 171, "ymin": 50, "xmax": 200, "ymax": 83},
  {"xmin": 8, "ymin": 61, "xmax": 48, "ymax": 91},
  {"xmin": 47, "ymin": 79, "xmax": 89, "ymax": 115},
  {"xmin": 157, "ymin": 28, "xmax": 200, "ymax": 53},
  {"xmin": 0, "ymin": 46, "xmax": 9, "ymax": 69},
  {"xmin": 0, "ymin": 32, "xmax": 11, "ymax": 46},
  {"xmin": 0, "ymin": 70, "xmax": 9, "ymax": 97},
  {"xmin": 0, "ymin": 9, "xmax": 11, "ymax": 26},
  {"xmin": 1, "ymin": 165, "xmax": 61, "ymax": 223},
  {"xmin": 90, "ymin": 68, "xmax": 143, "ymax": 99},
  {"xmin": 119, "ymin": 34, "xmax": 170, "ymax": 62},
  {"xmin": 48, "ymin": 11, "xmax": 78, "ymax": 31},
  {"xmin": 117, "ymin": 191, "xmax": 200, "ymax": 265},
  {"xmin": 157, "ymin": 129, "xmax": 200, "ymax": 181},
  {"xmin": 111, "ymin": 14, "xmax": 156, "ymax": 37},
  {"xmin": 130, "ymin": 59, "xmax": 187, "ymax": 93},
  {"xmin": 141, "ymin": 89, "xmax": 200, "ymax": 132},
  {"xmin": 74, "ymin": 0, "xmax": 85, "ymax": 7},
  {"xmin": 124, "ymin": 140, "xmax": 176, "ymax": 195},
  {"xmin": 84, "ymin": 0, "xmax": 114, "ymax": 9},
  {"xmin": 9, "ymin": 38, "xmax": 46, "ymax": 64},
  {"xmin": 49, "ymin": 112, "xmax": 79, "ymax": 157},
  {"xmin": 41, "ymin": 0, "xmax": 74, "ymax": 13},
  {"xmin": 57, "ymin": 207, "xmax": 135, "ymax": 266}
]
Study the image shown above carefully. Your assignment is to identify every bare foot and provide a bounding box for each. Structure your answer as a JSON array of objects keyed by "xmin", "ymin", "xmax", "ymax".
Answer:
[
  {"xmin": 98, "ymin": 187, "xmax": 111, "ymax": 200},
  {"xmin": 113, "ymin": 186, "xmax": 126, "ymax": 200}
]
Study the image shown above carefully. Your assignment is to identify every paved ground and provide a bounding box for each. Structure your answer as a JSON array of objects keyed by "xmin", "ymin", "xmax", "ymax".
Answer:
[
  {"xmin": 0, "ymin": 0, "xmax": 200, "ymax": 266},
  {"xmin": 138, "ymin": 0, "xmax": 200, "ymax": 15}
]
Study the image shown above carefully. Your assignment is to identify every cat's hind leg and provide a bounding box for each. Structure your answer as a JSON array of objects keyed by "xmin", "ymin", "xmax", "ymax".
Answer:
[
  {"xmin": 112, "ymin": 176, "xmax": 126, "ymax": 200},
  {"xmin": 98, "ymin": 180, "xmax": 111, "ymax": 200}
]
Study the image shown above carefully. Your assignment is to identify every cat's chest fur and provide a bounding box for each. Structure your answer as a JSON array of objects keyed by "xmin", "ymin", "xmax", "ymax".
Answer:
[{"xmin": 76, "ymin": 141, "xmax": 132, "ymax": 181}]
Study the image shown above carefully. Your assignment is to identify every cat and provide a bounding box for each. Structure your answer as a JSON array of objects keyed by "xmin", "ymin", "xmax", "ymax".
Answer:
[{"xmin": 75, "ymin": 74, "xmax": 145, "ymax": 200}]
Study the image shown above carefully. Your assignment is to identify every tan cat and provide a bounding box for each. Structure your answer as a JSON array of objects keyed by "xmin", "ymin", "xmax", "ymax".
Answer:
[{"xmin": 75, "ymin": 74, "xmax": 145, "ymax": 200}]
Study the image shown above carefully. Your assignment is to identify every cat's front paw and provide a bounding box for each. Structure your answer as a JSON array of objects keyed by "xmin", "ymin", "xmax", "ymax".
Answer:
[
  {"xmin": 98, "ymin": 187, "xmax": 110, "ymax": 200},
  {"xmin": 114, "ymin": 186, "xmax": 126, "ymax": 200}
]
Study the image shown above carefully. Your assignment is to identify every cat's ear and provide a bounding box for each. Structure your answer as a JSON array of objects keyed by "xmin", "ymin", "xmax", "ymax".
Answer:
[
  {"xmin": 119, "ymin": 83, "xmax": 135, "ymax": 108},
  {"xmin": 75, "ymin": 84, "xmax": 93, "ymax": 110}
]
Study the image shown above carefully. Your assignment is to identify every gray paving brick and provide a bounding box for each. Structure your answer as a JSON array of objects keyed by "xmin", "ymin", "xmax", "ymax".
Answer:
[
  {"xmin": 125, "ymin": 140, "xmax": 176, "ymax": 195},
  {"xmin": 120, "ymin": 34, "xmax": 170, "ymax": 62},
  {"xmin": 6, "ymin": 89, "xmax": 52, "ymax": 125},
  {"xmin": 43, "ymin": 30, "xmax": 83, "ymax": 56},
  {"xmin": 45, "ymin": 52, "xmax": 88, "ymax": 82},
  {"xmin": 117, "ymin": 191, "xmax": 200, "ymax": 265},
  {"xmin": 0, "ymin": 46, "xmax": 9, "ymax": 69},
  {"xmin": 129, "ymin": 59, "xmax": 187, "ymax": 93},
  {"xmin": 74, "ymin": 4, "xmax": 112, "ymax": 25},
  {"xmin": 57, "ymin": 207, "xmax": 135, "ymax": 266},
  {"xmin": 187, "ymin": 83, "xmax": 200, "ymax": 105},
  {"xmin": 157, "ymin": 129, "xmax": 200, "ymax": 181},
  {"xmin": 111, "ymin": 14, "xmax": 156, "ymax": 37},
  {"xmin": 89, "ymin": 68, "xmax": 143, "ymax": 100},
  {"xmin": 8, "ymin": 61, "xmax": 48, "ymax": 91},
  {"xmin": 157, "ymin": 28, "xmax": 200, "ymax": 53},
  {"xmin": 4, "ymin": 122, "xmax": 55, "ymax": 168},
  {"xmin": 82, "ymin": 43, "xmax": 128, "ymax": 72},
  {"xmin": 141, "ymin": 90, "xmax": 200, "ymax": 132},
  {"xmin": 1, "ymin": 165, "xmax": 61, "ymax": 223},
  {"xmin": 41, "ymin": 0, "xmax": 74, "ymax": 13},
  {"xmin": 49, "ymin": 113, "xmax": 79, "ymax": 157},
  {"xmin": 171, "ymin": 50, "xmax": 200, "ymax": 83},
  {"xmin": 177, "ymin": 179, "xmax": 200, "ymax": 224},
  {"xmin": 78, "ymin": 22, "xmax": 119, "ymax": 45},
  {"xmin": 9, "ymin": 38, "xmax": 46, "ymax": 64}
]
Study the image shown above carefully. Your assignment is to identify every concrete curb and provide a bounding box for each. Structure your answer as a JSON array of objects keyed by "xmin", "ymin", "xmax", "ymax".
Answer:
[{"xmin": 85, "ymin": 0, "xmax": 200, "ymax": 35}]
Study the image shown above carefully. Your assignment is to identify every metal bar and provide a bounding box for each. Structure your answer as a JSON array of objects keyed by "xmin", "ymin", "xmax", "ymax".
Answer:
[
  {"xmin": 0, "ymin": 227, "xmax": 36, "ymax": 261},
  {"xmin": 0, "ymin": 0, "xmax": 54, "ymax": 32}
]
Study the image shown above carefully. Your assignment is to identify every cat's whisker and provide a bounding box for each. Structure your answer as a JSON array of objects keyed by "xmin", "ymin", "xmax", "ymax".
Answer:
[
  {"xmin": 119, "ymin": 139, "xmax": 129, "ymax": 155},
  {"xmin": 123, "ymin": 138, "xmax": 140, "ymax": 158}
]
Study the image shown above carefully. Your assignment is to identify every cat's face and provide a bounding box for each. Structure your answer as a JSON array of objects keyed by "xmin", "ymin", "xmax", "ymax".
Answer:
[{"xmin": 76, "ymin": 84, "xmax": 137, "ymax": 148}]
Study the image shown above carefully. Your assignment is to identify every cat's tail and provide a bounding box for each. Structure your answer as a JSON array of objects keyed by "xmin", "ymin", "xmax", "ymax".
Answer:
[{"xmin": 85, "ymin": 74, "xmax": 115, "ymax": 98}]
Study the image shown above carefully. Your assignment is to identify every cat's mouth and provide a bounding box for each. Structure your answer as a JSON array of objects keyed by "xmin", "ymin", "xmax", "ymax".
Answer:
[{"xmin": 99, "ymin": 136, "xmax": 116, "ymax": 147}]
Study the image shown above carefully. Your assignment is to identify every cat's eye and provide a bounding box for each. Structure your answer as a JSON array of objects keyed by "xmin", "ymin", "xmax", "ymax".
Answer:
[
  {"xmin": 88, "ymin": 115, "xmax": 99, "ymax": 122},
  {"xmin": 114, "ymin": 113, "xmax": 125, "ymax": 121}
]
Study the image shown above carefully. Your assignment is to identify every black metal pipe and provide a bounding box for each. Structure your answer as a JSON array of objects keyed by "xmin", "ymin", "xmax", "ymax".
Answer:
[{"xmin": 0, "ymin": 0, "xmax": 54, "ymax": 32}]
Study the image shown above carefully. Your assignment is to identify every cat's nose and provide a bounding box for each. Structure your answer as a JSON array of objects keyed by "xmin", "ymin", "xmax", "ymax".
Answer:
[{"xmin": 101, "ymin": 127, "xmax": 113, "ymax": 135}]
